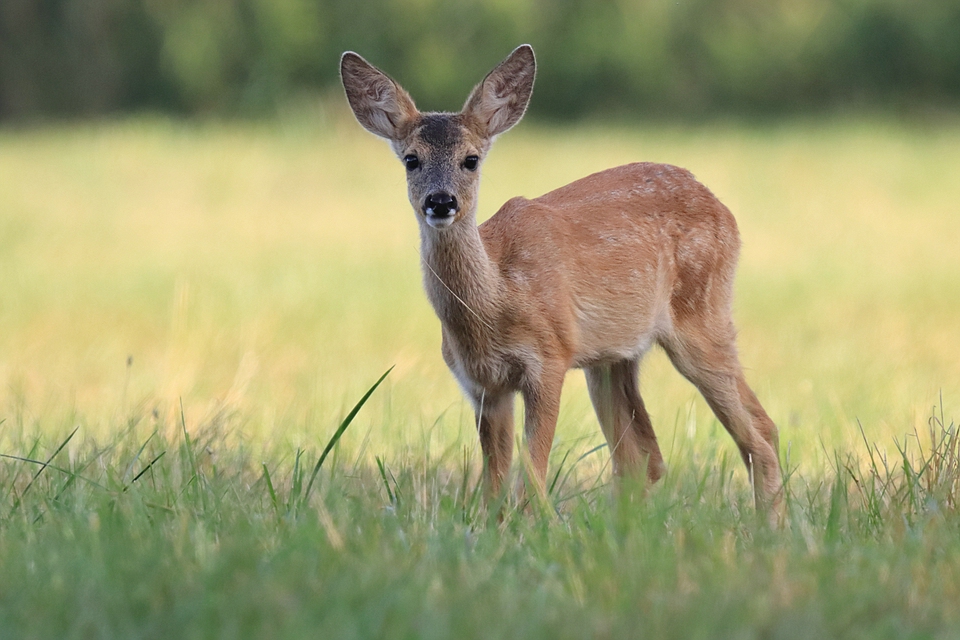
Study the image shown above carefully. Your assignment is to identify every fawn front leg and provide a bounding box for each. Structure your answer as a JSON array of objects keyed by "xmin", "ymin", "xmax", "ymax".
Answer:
[
  {"xmin": 474, "ymin": 390, "xmax": 516, "ymax": 500},
  {"xmin": 520, "ymin": 368, "xmax": 565, "ymax": 500}
]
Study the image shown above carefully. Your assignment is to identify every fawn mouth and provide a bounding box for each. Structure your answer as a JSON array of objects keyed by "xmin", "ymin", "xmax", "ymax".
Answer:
[{"xmin": 424, "ymin": 210, "xmax": 457, "ymax": 228}]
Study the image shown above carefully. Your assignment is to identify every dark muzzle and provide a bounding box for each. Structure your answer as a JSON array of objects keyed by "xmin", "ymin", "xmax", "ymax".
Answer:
[{"xmin": 424, "ymin": 192, "xmax": 458, "ymax": 219}]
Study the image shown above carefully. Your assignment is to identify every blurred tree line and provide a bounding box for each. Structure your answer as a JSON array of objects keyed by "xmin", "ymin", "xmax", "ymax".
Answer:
[{"xmin": 1, "ymin": 0, "xmax": 959, "ymax": 122}]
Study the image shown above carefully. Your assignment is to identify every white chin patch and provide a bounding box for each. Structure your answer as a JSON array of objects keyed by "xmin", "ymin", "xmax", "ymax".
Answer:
[{"xmin": 426, "ymin": 214, "xmax": 455, "ymax": 229}]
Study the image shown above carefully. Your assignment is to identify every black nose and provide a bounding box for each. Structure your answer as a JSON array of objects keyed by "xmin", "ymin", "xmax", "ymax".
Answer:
[{"xmin": 424, "ymin": 192, "xmax": 458, "ymax": 218}]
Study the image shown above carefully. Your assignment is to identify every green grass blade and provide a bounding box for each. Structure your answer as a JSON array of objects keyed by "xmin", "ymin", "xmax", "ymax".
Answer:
[
  {"xmin": 122, "ymin": 430, "xmax": 158, "ymax": 484},
  {"xmin": 548, "ymin": 448, "xmax": 573, "ymax": 496},
  {"xmin": 555, "ymin": 443, "xmax": 607, "ymax": 505},
  {"xmin": 8, "ymin": 427, "xmax": 78, "ymax": 514},
  {"xmin": 303, "ymin": 366, "xmax": 394, "ymax": 503},
  {"xmin": 288, "ymin": 448, "xmax": 304, "ymax": 513},
  {"xmin": 0, "ymin": 453, "xmax": 107, "ymax": 492},
  {"xmin": 129, "ymin": 451, "xmax": 166, "ymax": 485},
  {"xmin": 375, "ymin": 456, "xmax": 396, "ymax": 504},
  {"xmin": 179, "ymin": 398, "xmax": 197, "ymax": 480},
  {"xmin": 261, "ymin": 462, "xmax": 280, "ymax": 518}
]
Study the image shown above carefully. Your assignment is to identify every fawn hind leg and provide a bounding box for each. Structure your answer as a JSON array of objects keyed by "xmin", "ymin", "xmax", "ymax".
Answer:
[
  {"xmin": 660, "ymin": 322, "xmax": 782, "ymax": 513},
  {"xmin": 585, "ymin": 359, "xmax": 666, "ymax": 483}
]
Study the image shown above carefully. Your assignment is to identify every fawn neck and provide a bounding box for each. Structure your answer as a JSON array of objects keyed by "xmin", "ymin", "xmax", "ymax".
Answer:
[{"xmin": 419, "ymin": 214, "xmax": 503, "ymax": 345}]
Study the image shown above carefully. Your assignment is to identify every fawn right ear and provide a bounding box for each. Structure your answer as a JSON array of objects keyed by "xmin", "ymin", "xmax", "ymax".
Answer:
[
  {"xmin": 341, "ymin": 52, "xmax": 418, "ymax": 141},
  {"xmin": 463, "ymin": 44, "xmax": 536, "ymax": 138}
]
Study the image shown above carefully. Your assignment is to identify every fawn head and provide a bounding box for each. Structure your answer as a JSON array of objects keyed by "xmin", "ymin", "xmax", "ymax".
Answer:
[{"xmin": 340, "ymin": 45, "xmax": 536, "ymax": 229}]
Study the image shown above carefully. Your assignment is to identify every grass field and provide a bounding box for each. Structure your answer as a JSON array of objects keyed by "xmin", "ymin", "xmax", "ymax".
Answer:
[{"xmin": 1, "ymin": 114, "xmax": 960, "ymax": 638}]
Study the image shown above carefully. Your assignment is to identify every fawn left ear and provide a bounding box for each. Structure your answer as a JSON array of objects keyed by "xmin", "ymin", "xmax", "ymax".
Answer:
[
  {"xmin": 341, "ymin": 52, "xmax": 419, "ymax": 141},
  {"xmin": 463, "ymin": 44, "xmax": 536, "ymax": 139}
]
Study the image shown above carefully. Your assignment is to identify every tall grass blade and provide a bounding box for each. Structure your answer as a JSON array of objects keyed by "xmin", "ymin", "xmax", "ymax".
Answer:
[
  {"xmin": 178, "ymin": 398, "xmax": 210, "ymax": 512},
  {"xmin": 303, "ymin": 366, "xmax": 394, "ymax": 504},
  {"xmin": 375, "ymin": 456, "xmax": 396, "ymax": 504},
  {"xmin": 9, "ymin": 427, "xmax": 78, "ymax": 514},
  {"xmin": 179, "ymin": 398, "xmax": 196, "ymax": 478},
  {"xmin": 261, "ymin": 462, "xmax": 280, "ymax": 518},
  {"xmin": 288, "ymin": 448, "xmax": 304, "ymax": 513},
  {"xmin": 0, "ymin": 454, "xmax": 106, "ymax": 492},
  {"xmin": 122, "ymin": 430, "xmax": 158, "ymax": 484},
  {"xmin": 129, "ymin": 452, "xmax": 166, "ymax": 485},
  {"xmin": 548, "ymin": 448, "xmax": 572, "ymax": 496},
  {"xmin": 555, "ymin": 443, "xmax": 607, "ymax": 505}
]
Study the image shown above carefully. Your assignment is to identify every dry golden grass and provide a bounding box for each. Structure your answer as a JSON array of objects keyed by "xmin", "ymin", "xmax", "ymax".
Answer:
[{"xmin": 1, "ymin": 115, "xmax": 958, "ymax": 477}]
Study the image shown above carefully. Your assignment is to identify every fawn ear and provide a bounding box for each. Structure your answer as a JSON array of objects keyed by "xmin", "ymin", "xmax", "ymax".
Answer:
[
  {"xmin": 341, "ymin": 52, "xmax": 418, "ymax": 141},
  {"xmin": 463, "ymin": 44, "xmax": 536, "ymax": 138}
]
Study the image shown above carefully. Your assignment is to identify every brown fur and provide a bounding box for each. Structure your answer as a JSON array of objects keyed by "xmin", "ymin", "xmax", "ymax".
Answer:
[{"xmin": 340, "ymin": 45, "xmax": 783, "ymax": 515}]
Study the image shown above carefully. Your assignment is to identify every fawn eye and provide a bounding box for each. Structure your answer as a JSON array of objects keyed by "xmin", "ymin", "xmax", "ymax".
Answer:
[
  {"xmin": 404, "ymin": 155, "xmax": 420, "ymax": 171},
  {"xmin": 462, "ymin": 155, "xmax": 479, "ymax": 171}
]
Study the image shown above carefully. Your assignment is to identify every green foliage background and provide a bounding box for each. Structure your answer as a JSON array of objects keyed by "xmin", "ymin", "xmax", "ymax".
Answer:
[{"xmin": 2, "ymin": 0, "xmax": 960, "ymax": 120}]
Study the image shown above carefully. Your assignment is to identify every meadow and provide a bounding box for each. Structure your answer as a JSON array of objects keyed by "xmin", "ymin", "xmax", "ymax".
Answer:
[{"xmin": 1, "ymin": 112, "xmax": 959, "ymax": 638}]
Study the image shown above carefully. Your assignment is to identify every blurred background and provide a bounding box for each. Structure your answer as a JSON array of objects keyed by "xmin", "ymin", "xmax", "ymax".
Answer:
[
  {"xmin": 1, "ymin": 0, "xmax": 959, "ymax": 467},
  {"xmin": 2, "ymin": 0, "xmax": 960, "ymax": 122}
]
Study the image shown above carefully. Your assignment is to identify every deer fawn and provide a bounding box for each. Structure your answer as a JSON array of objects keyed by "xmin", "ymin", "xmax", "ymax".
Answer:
[{"xmin": 340, "ymin": 45, "xmax": 783, "ymax": 514}]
